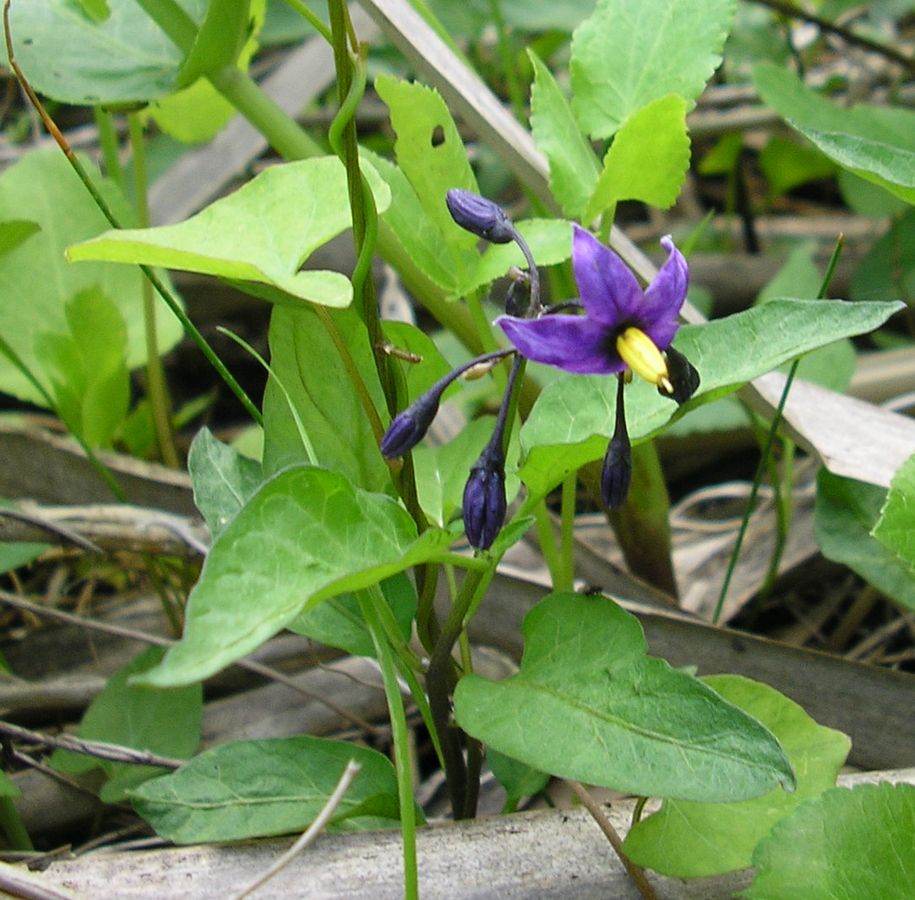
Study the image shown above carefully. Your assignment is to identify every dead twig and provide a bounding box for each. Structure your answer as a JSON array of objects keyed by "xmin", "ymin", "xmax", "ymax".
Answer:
[
  {"xmin": 0, "ymin": 720, "xmax": 185, "ymax": 770},
  {"xmin": 0, "ymin": 589, "xmax": 384, "ymax": 735},
  {"xmin": 232, "ymin": 760, "xmax": 362, "ymax": 899},
  {"xmin": 566, "ymin": 780, "xmax": 658, "ymax": 900}
]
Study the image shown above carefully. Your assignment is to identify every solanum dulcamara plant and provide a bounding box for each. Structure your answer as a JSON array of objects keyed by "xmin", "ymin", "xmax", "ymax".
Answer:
[{"xmin": 381, "ymin": 189, "xmax": 699, "ymax": 550}]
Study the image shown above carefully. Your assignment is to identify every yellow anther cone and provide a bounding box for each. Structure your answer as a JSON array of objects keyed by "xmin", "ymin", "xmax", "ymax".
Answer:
[{"xmin": 616, "ymin": 327, "xmax": 673, "ymax": 394}]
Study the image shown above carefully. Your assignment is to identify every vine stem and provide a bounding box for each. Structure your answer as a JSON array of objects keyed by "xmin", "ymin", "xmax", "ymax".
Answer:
[
  {"xmin": 566, "ymin": 780, "xmax": 658, "ymax": 900},
  {"xmin": 128, "ymin": 112, "xmax": 179, "ymax": 468}
]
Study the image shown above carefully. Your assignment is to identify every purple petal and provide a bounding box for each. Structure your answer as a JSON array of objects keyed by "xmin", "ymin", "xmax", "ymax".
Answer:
[
  {"xmin": 497, "ymin": 314, "xmax": 624, "ymax": 375},
  {"xmin": 572, "ymin": 225, "xmax": 642, "ymax": 326},
  {"xmin": 640, "ymin": 235, "xmax": 688, "ymax": 348}
]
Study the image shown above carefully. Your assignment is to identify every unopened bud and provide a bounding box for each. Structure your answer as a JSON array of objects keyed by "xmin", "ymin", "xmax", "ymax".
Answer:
[
  {"xmin": 462, "ymin": 448, "xmax": 507, "ymax": 550},
  {"xmin": 446, "ymin": 189, "xmax": 515, "ymax": 244}
]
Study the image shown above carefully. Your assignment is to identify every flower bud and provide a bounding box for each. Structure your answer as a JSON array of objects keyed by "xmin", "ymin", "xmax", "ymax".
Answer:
[
  {"xmin": 602, "ymin": 375, "xmax": 632, "ymax": 510},
  {"xmin": 661, "ymin": 345, "xmax": 700, "ymax": 405},
  {"xmin": 380, "ymin": 396, "xmax": 440, "ymax": 459},
  {"xmin": 601, "ymin": 425, "xmax": 632, "ymax": 510},
  {"xmin": 446, "ymin": 189, "xmax": 515, "ymax": 244},
  {"xmin": 462, "ymin": 448, "xmax": 507, "ymax": 550}
]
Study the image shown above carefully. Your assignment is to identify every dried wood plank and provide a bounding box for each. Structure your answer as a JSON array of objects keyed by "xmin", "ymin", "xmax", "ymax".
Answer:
[
  {"xmin": 25, "ymin": 769, "xmax": 915, "ymax": 899},
  {"xmin": 356, "ymin": 0, "xmax": 915, "ymax": 489},
  {"xmin": 0, "ymin": 422, "xmax": 195, "ymax": 516}
]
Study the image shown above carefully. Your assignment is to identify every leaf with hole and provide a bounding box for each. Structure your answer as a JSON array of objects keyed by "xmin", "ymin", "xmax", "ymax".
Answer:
[{"xmin": 455, "ymin": 593, "xmax": 794, "ymax": 802}]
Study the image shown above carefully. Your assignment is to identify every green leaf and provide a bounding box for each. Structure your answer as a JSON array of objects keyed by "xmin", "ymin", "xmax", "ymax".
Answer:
[
  {"xmin": 520, "ymin": 299, "xmax": 902, "ymax": 504},
  {"xmin": 528, "ymin": 50, "xmax": 599, "ymax": 219},
  {"xmin": 570, "ymin": 0, "xmax": 736, "ymax": 139},
  {"xmin": 585, "ymin": 94, "xmax": 690, "ymax": 220},
  {"xmin": 794, "ymin": 126, "xmax": 915, "ymax": 205},
  {"xmin": 69, "ymin": 156, "xmax": 391, "ymax": 307},
  {"xmin": 380, "ymin": 321, "xmax": 454, "ymax": 402},
  {"xmin": 0, "ymin": 150, "xmax": 181, "ymax": 406},
  {"xmin": 0, "ymin": 220, "xmax": 40, "ymax": 257},
  {"xmin": 413, "ymin": 418, "xmax": 497, "ymax": 526},
  {"xmin": 374, "ymin": 74, "xmax": 479, "ymax": 282},
  {"xmin": 261, "ymin": 303, "xmax": 390, "ymax": 491},
  {"xmin": 77, "ymin": 0, "xmax": 111, "ymax": 23},
  {"xmin": 745, "ymin": 783, "xmax": 915, "ymax": 899},
  {"xmin": 753, "ymin": 62, "xmax": 915, "ymax": 205},
  {"xmin": 188, "ymin": 426, "xmax": 263, "ymax": 538},
  {"xmin": 290, "ymin": 572, "xmax": 416, "ymax": 657},
  {"xmin": 623, "ymin": 675, "xmax": 849, "ymax": 877},
  {"xmin": 838, "ymin": 170, "xmax": 908, "ymax": 219},
  {"xmin": 6, "ymin": 0, "xmax": 201, "ymax": 105},
  {"xmin": 137, "ymin": 466, "xmax": 451, "ymax": 687},
  {"xmin": 758, "ymin": 136, "xmax": 837, "ymax": 201},
  {"xmin": 850, "ymin": 208, "xmax": 915, "ymax": 302},
  {"xmin": 815, "ymin": 469, "xmax": 915, "ymax": 613},
  {"xmin": 459, "ymin": 218, "xmax": 572, "ymax": 298},
  {"xmin": 487, "ymin": 749, "xmax": 550, "ymax": 812},
  {"xmin": 130, "ymin": 736, "xmax": 402, "ymax": 843},
  {"xmin": 757, "ymin": 243, "xmax": 855, "ymax": 393},
  {"xmin": 871, "ymin": 453, "xmax": 915, "ymax": 572},
  {"xmin": 455, "ymin": 593, "xmax": 794, "ymax": 802},
  {"xmin": 34, "ymin": 288, "xmax": 130, "ymax": 448},
  {"xmin": 52, "ymin": 647, "xmax": 202, "ymax": 802}
]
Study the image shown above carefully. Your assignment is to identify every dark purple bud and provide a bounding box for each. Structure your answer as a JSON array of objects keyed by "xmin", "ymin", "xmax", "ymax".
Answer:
[
  {"xmin": 601, "ymin": 376, "xmax": 631, "ymax": 510},
  {"xmin": 661, "ymin": 345, "xmax": 700, "ymax": 405},
  {"xmin": 446, "ymin": 189, "xmax": 515, "ymax": 244},
  {"xmin": 380, "ymin": 393, "xmax": 441, "ymax": 458},
  {"xmin": 601, "ymin": 427, "xmax": 632, "ymax": 510},
  {"xmin": 462, "ymin": 448, "xmax": 507, "ymax": 550},
  {"xmin": 380, "ymin": 349, "xmax": 515, "ymax": 458}
]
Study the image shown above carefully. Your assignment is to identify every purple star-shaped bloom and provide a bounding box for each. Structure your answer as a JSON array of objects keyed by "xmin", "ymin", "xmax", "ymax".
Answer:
[{"xmin": 496, "ymin": 225, "xmax": 688, "ymax": 376}]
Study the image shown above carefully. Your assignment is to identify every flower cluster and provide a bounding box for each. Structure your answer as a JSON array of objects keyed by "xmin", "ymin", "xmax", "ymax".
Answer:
[{"xmin": 379, "ymin": 189, "xmax": 699, "ymax": 550}]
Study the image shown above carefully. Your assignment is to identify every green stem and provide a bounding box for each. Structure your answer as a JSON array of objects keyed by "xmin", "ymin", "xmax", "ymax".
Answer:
[
  {"xmin": 209, "ymin": 65, "xmax": 324, "ymax": 160},
  {"xmin": 356, "ymin": 588, "xmax": 418, "ymax": 900},
  {"xmin": 533, "ymin": 499, "xmax": 564, "ymax": 589},
  {"xmin": 713, "ymin": 236, "xmax": 845, "ymax": 623},
  {"xmin": 128, "ymin": 113, "xmax": 179, "ymax": 468},
  {"xmin": 556, "ymin": 472, "xmax": 577, "ymax": 592},
  {"xmin": 93, "ymin": 107, "xmax": 124, "ymax": 193},
  {"xmin": 279, "ymin": 0, "xmax": 333, "ymax": 44}
]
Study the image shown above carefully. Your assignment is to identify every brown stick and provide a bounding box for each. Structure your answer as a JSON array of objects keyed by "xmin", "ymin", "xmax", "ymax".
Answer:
[{"xmin": 566, "ymin": 780, "xmax": 658, "ymax": 900}]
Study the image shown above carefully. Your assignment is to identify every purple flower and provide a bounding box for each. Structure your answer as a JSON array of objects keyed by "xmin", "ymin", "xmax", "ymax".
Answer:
[{"xmin": 497, "ymin": 226, "xmax": 689, "ymax": 392}]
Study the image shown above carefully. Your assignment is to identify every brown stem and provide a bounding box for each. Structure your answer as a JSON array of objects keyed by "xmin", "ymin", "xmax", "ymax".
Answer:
[{"xmin": 567, "ymin": 780, "xmax": 658, "ymax": 900}]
